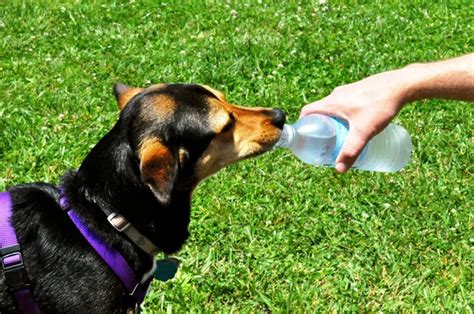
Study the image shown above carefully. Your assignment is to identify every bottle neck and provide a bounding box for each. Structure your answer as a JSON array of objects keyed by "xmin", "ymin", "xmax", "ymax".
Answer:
[{"xmin": 275, "ymin": 124, "xmax": 295, "ymax": 148}]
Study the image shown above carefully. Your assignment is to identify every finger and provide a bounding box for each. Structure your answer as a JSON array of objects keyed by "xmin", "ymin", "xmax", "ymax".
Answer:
[
  {"xmin": 300, "ymin": 99, "xmax": 342, "ymax": 118},
  {"xmin": 335, "ymin": 129, "xmax": 371, "ymax": 173}
]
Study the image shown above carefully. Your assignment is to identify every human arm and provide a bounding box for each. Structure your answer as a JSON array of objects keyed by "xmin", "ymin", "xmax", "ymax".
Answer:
[{"xmin": 300, "ymin": 53, "xmax": 474, "ymax": 173}]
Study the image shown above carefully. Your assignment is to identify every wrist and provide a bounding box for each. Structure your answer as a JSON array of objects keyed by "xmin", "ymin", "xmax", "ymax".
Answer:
[{"xmin": 395, "ymin": 63, "xmax": 432, "ymax": 104}]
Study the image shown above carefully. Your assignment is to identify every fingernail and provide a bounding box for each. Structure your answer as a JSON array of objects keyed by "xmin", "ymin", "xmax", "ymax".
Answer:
[{"xmin": 336, "ymin": 162, "xmax": 348, "ymax": 173}]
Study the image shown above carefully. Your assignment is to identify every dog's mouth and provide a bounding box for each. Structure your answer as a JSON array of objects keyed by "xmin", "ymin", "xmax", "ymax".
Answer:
[
  {"xmin": 241, "ymin": 129, "xmax": 283, "ymax": 159},
  {"xmin": 261, "ymin": 133, "xmax": 283, "ymax": 152}
]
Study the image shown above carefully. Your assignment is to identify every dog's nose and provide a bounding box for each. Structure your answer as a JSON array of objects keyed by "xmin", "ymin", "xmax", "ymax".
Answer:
[{"xmin": 270, "ymin": 108, "xmax": 286, "ymax": 129}]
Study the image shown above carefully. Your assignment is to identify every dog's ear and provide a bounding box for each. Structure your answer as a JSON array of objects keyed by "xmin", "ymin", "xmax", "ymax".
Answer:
[
  {"xmin": 113, "ymin": 82, "xmax": 143, "ymax": 110},
  {"xmin": 139, "ymin": 139, "xmax": 177, "ymax": 205}
]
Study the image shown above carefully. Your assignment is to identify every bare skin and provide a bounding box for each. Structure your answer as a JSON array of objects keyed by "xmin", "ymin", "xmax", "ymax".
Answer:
[{"xmin": 300, "ymin": 53, "xmax": 474, "ymax": 173}]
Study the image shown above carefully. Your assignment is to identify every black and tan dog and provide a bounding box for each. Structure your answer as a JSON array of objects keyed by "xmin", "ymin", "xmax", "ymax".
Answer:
[{"xmin": 0, "ymin": 83, "xmax": 285, "ymax": 313}]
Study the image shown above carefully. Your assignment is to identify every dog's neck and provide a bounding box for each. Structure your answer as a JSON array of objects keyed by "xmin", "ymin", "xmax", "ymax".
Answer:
[{"xmin": 63, "ymin": 124, "xmax": 191, "ymax": 255}]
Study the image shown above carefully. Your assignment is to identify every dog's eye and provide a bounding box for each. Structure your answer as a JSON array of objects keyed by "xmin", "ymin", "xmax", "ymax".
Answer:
[{"xmin": 222, "ymin": 114, "xmax": 235, "ymax": 133}]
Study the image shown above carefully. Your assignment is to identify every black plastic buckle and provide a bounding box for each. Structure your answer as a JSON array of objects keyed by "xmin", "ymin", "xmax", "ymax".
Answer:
[
  {"xmin": 1, "ymin": 249, "xmax": 30, "ymax": 292},
  {"xmin": 0, "ymin": 244, "xmax": 20, "ymax": 256}
]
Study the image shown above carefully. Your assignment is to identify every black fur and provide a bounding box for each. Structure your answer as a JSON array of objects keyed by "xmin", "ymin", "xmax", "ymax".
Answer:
[{"xmin": 0, "ymin": 84, "xmax": 219, "ymax": 313}]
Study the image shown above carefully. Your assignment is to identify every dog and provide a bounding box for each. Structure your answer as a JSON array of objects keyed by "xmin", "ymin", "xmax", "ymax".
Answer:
[{"xmin": 0, "ymin": 83, "xmax": 285, "ymax": 313}]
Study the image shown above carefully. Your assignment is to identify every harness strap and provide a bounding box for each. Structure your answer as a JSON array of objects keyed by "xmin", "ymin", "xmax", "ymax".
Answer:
[
  {"xmin": 0, "ymin": 192, "xmax": 41, "ymax": 314},
  {"xmin": 59, "ymin": 195, "xmax": 152, "ymax": 306}
]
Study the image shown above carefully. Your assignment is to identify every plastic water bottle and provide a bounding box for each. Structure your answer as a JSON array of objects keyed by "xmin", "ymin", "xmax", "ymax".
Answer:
[{"xmin": 275, "ymin": 114, "xmax": 412, "ymax": 172}]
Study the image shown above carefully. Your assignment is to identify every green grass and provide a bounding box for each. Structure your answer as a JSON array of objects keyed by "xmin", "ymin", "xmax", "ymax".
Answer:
[{"xmin": 1, "ymin": 1, "xmax": 473, "ymax": 312}]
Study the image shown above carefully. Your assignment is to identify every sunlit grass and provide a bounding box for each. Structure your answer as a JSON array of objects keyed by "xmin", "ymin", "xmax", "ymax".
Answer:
[{"xmin": 0, "ymin": 1, "xmax": 472, "ymax": 312}]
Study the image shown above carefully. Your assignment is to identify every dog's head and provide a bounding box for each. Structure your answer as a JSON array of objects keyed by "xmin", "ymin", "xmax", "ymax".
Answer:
[{"xmin": 113, "ymin": 83, "xmax": 285, "ymax": 204}]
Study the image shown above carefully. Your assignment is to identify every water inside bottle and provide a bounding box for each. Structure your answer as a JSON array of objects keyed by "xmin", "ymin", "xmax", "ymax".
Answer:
[{"xmin": 292, "ymin": 123, "xmax": 337, "ymax": 165}]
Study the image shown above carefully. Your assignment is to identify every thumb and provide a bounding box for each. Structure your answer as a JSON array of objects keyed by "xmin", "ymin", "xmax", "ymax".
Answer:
[
  {"xmin": 335, "ymin": 128, "xmax": 371, "ymax": 173},
  {"xmin": 300, "ymin": 99, "xmax": 340, "ymax": 118}
]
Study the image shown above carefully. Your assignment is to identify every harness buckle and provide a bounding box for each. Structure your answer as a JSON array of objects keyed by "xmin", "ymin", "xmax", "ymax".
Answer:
[
  {"xmin": 107, "ymin": 212, "xmax": 131, "ymax": 232},
  {"xmin": 1, "ymin": 252, "xmax": 30, "ymax": 291}
]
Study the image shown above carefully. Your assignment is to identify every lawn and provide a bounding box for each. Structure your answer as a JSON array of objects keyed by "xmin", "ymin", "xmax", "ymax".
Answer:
[{"xmin": 0, "ymin": 1, "xmax": 472, "ymax": 312}]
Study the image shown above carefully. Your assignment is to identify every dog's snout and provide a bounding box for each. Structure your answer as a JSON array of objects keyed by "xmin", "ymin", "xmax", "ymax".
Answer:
[{"xmin": 269, "ymin": 108, "xmax": 286, "ymax": 129}]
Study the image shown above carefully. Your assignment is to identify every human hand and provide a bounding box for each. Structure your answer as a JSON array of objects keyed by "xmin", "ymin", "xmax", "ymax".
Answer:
[{"xmin": 300, "ymin": 69, "xmax": 412, "ymax": 173}]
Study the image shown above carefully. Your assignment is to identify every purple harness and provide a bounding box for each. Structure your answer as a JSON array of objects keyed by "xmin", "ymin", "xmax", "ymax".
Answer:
[
  {"xmin": 0, "ymin": 192, "xmax": 40, "ymax": 313},
  {"xmin": 59, "ymin": 195, "xmax": 152, "ymax": 307},
  {"xmin": 0, "ymin": 191, "xmax": 154, "ymax": 313}
]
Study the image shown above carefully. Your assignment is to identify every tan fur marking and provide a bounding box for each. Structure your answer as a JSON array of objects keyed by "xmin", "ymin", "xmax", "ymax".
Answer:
[
  {"xmin": 151, "ymin": 94, "xmax": 176, "ymax": 119},
  {"xmin": 139, "ymin": 138, "xmax": 176, "ymax": 203},
  {"xmin": 140, "ymin": 139, "xmax": 173, "ymax": 181},
  {"xmin": 195, "ymin": 100, "xmax": 282, "ymax": 181},
  {"xmin": 201, "ymin": 85, "xmax": 227, "ymax": 102},
  {"xmin": 196, "ymin": 135, "xmax": 237, "ymax": 179},
  {"xmin": 207, "ymin": 99, "xmax": 230, "ymax": 132},
  {"xmin": 118, "ymin": 87, "xmax": 143, "ymax": 110},
  {"xmin": 117, "ymin": 83, "xmax": 167, "ymax": 110}
]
